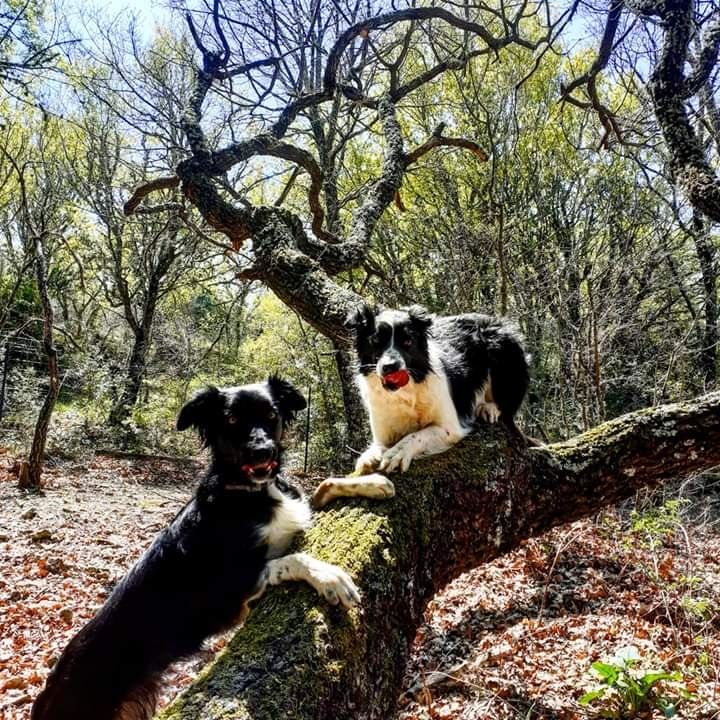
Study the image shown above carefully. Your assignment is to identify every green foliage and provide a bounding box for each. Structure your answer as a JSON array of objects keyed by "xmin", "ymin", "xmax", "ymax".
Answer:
[
  {"xmin": 630, "ymin": 499, "xmax": 689, "ymax": 549},
  {"xmin": 0, "ymin": 274, "xmax": 41, "ymax": 332},
  {"xmin": 579, "ymin": 647, "xmax": 695, "ymax": 718},
  {"xmin": 1, "ymin": 0, "xmax": 717, "ymax": 467}
]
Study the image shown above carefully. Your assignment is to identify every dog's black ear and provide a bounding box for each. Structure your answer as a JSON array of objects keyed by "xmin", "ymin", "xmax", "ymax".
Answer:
[
  {"xmin": 177, "ymin": 386, "xmax": 222, "ymax": 433},
  {"xmin": 267, "ymin": 375, "xmax": 307, "ymax": 423},
  {"xmin": 407, "ymin": 304, "xmax": 433, "ymax": 330},
  {"xmin": 346, "ymin": 301, "xmax": 376, "ymax": 333}
]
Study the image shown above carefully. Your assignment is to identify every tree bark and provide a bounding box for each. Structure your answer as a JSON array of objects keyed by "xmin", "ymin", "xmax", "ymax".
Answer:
[
  {"xmin": 107, "ymin": 327, "xmax": 149, "ymax": 428},
  {"xmin": 642, "ymin": 1, "xmax": 720, "ymax": 224},
  {"xmin": 692, "ymin": 212, "xmax": 718, "ymax": 388},
  {"xmin": 107, "ymin": 239, "xmax": 177, "ymax": 429},
  {"xmin": 157, "ymin": 391, "xmax": 720, "ymax": 720},
  {"xmin": 333, "ymin": 342, "xmax": 369, "ymax": 461},
  {"xmin": 18, "ymin": 234, "xmax": 59, "ymax": 489}
]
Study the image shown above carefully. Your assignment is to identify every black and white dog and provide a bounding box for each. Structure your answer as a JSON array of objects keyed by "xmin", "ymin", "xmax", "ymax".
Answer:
[
  {"xmin": 349, "ymin": 304, "xmax": 530, "ymax": 474},
  {"xmin": 32, "ymin": 377, "xmax": 360, "ymax": 720}
]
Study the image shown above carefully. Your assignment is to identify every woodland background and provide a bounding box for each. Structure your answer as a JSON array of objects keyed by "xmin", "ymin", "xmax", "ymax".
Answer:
[{"xmin": 1, "ymin": 0, "xmax": 720, "ymax": 718}]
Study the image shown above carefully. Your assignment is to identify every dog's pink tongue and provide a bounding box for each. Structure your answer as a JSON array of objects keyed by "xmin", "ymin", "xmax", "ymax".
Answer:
[
  {"xmin": 242, "ymin": 460, "xmax": 278, "ymax": 476},
  {"xmin": 383, "ymin": 370, "xmax": 410, "ymax": 389}
]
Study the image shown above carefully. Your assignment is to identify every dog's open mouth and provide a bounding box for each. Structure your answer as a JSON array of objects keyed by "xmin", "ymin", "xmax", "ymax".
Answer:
[
  {"xmin": 381, "ymin": 370, "xmax": 410, "ymax": 392},
  {"xmin": 241, "ymin": 460, "xmax": 278, "ymax": 482}
]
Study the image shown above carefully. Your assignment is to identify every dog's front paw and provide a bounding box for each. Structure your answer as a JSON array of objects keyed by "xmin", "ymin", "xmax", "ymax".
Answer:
[
  {"xmin": 379, "ymin": 441, "xmax": 416, "ymax": 473},
  {"xmin": 355, "ymin": 445, "xmax": 383, "ymax": 474},
  {"xmin": 308, "ymin": 559, "xmax": 361, "ymax": 608},
  {"xmin": 312, "ymin": 479, "xmax": 337, "ymax": 509},
  {"xmin": 312, "ymin": 474, "xmax": 396, "ymax": 508},
  {"xmin": 479, "ymin": 402, "xmax": 501, "ymax": 423},
  {"xmin": 358, "ymin": 473, "xmax": 396, "ymax": 500}
]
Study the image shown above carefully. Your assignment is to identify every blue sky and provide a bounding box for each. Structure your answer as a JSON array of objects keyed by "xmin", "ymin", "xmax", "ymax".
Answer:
[
  {"xmin": 100, "ymin": 0, "xmax": 171, "ymax": 21},
  {"xmin": 70, "ymin": 0, "xmax": 174, "ymax": 39}
]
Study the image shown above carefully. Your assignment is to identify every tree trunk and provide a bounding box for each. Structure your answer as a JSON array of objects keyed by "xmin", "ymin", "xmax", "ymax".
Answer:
[
  {"xmin": 0, "ymin": 342, "xmax": 10, "ymax": 422},
  {"xmin": 107, "ymin": 327, "xmax": 148, "ymax": 429},
  {"xmin": 18, "ymin": 235, "xmax": 59, "ymax": 490},
  {"xmin": 333, "ymin": 343, "xmax": 369, "ymax": 462},
  {"xmin": 157, "ymin": 391, "xmax": 720, "ymax": 720},
  {"xmin": 108, "ymin": 241, "xmax": 175, "ymax": 430},
  {"xmin": 692, "ymin": 212, "xmax": 718, "ymax": 388}
]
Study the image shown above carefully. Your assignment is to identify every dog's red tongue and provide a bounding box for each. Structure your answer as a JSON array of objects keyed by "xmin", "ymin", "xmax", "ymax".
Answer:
[
  {"xmin": 382, "ymin": 369, "xmax": 410, "ymax": 390},
  {"xmin": 241, "ymin": 460, "xmax": 278, "ymax": 477}
]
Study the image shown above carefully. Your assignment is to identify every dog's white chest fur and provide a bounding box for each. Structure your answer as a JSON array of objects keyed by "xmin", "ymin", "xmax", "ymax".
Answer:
[
  {"xmin": 359, "ymin": 367, "xmax": 458, "ymax": 447},
  {"xmin": 258, "ymin": 483, "xmax": 312, "ymax": 559}
]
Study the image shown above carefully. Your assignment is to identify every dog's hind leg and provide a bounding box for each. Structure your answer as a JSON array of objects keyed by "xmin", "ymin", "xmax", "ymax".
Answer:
[
  {"xmin": 113, "ymin": 677, "xmax": 160, "ymax": 720},
  {"xmin": 312, "ymin": 473, "xmax": 395, "ymax": 508}
]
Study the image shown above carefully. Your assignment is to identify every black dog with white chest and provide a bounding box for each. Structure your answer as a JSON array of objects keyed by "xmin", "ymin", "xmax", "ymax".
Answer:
[
  {"xmin": 32, "ymin": 376, "xmax": 359, "ymax": 720},
  {"xmin": 349, "ymin": 304, "xmax": 530, "ymax": 474}
]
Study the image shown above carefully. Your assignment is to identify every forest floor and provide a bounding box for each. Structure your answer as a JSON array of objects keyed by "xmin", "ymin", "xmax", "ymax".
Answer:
[{"xmin": 0, "ymin": 452, "xmax": 719, "ymax": 719}]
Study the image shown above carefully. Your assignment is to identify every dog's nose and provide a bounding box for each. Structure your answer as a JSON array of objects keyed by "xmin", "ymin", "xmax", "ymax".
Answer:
[{"xmin": 380, "ymin": 360, "xmax": 401, "ymax": 375}]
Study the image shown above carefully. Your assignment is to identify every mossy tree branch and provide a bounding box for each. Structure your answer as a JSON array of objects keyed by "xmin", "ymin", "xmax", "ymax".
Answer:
[{"xmin": 158, "ymin": 391, "xmax": 720, "ymax": 720}]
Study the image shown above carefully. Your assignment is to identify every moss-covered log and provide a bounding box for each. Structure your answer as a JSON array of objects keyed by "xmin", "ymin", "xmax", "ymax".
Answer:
[{"xmin": 158, "ymin": 392, "xmax": 720, "ymax": 720}]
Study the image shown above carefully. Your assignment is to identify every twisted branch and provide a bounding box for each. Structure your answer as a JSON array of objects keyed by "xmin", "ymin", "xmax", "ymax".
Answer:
[
  {"xmin": 405, "ymin": 123, "xmax": 489, "ymax": 166},
  {"xmin": 123, "ymin": 176, "xmax": 180, "ymax": 216}
]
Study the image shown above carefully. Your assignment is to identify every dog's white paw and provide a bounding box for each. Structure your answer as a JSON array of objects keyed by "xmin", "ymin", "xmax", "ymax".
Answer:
[
  {"xmin": 355, "ymin": 445, "xmax": 383, "ymax": 474},
  {"xmin": 308, "ymin": 560, "xmax": 361, "ymax": 608},
  {"xmin": 359, "ymin": 474, "xmax": 396, "ymax": 500},
  {"xmin": 312, "ymin": 474, "xmax": 395, "ymax": 508},
  {"xmin": 312, "ymin": 479, "xmax": 337, "ymax": 508},
  {"xmin": 379, "ymin": 441, "xmax": 416, "ymax": 473},
  {"xmin": 479, "ymin": 402, "xmax": 501, "ymax": 424}
]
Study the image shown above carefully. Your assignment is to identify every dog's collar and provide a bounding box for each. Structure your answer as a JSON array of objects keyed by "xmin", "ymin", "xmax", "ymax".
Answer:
[{"xmin": 224, "ymin": 475, "xmax": 277, "ymax": 493}]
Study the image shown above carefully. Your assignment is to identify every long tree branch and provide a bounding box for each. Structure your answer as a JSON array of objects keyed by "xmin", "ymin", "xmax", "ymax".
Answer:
[
  {"xmin": 183, "ymin": 5, "xmax": 546, "ymax": 177},
  {"xmin": 684, "ymin": 11, "xmax": 720, "ymax": 98},
  {"xmin": 405, "ymin": 123, "xmax": 489, "ymax": 165},
  {"xmin": 123, "ymin": 175, "xmax": 180, "ymax": 216}
]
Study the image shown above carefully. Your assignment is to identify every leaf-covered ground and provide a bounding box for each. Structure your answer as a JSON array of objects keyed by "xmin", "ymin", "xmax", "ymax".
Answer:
[
  {"xmin": 398, "ymin": 486, "xmax": 720, "ymax": 719},
  {"xmin": 0, "ymin": 452, "xmax": 208, "ymax": 718},
  {"xmin": 0, "ymin": 453, "xmax": 718, "ymax": 719}
]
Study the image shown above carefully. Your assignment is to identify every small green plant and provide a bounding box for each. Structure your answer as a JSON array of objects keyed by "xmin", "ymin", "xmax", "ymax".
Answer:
[
  {"xmin": 579, "ymin": 646, "xmax": 694, "ymax": 718},
  {"xmin": 630, "ymin": 499, "xmax": 689, "ymax": 549},
  {"xmin": 680, "ymin": 595, "xmax": 713, "ymax": 621}
]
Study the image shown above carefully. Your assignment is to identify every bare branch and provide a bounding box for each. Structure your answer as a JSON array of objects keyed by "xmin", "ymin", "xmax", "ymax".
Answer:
[
  {"xmin": 212, "ymin": 0, "xmax": 231, "ymax": 65},
  {"xmin": 250, "ymin": 139, "xmax": 340, "ymax": 244},
  {"xmin": 560, "ymin": 0, "xmax": 624, "ymax": 99},
  {"xmin": 405, "ymin": 123, "xmax": 489, "ymax": 166},
  {"xmin": 644, "ymin": 0, "xmax": 720, "ymax": 222},
  {"xmin": 123, "ymin": 175, "xmax": 180, "ymax": 216},
  {"xmin": 132, "ymin": 202, "xmax": 184, "ymax": 215}
]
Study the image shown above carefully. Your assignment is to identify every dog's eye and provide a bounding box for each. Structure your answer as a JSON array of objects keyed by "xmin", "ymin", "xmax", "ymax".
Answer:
[
  {"xmin": 268, "ymin": 411, "xmax": 277, "ymax": 421},
  {"xmin": 402, "ymin": 337, "xmax": 413, "ymax": 348},
  {"xmin": 227, "ymin": 416, "xmax": 238, "ymax": 425}
]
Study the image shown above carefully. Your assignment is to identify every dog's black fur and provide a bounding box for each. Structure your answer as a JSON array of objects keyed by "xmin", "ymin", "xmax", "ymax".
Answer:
[
  {"xmin": 31, "ymin": 377, "xmax": 337, "ymax": 720},
  {"xmin": 349, "ymin": 304, "xmax": 531, "ymax": 473}
]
